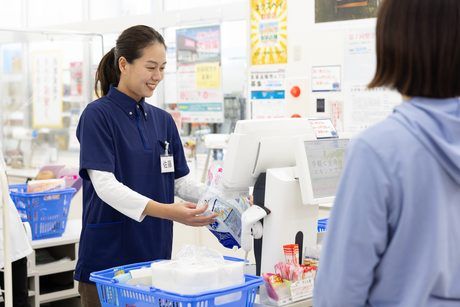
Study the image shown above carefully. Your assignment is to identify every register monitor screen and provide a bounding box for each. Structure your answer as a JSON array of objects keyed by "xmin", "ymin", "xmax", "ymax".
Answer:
[
  {"xmin": 222, "ymin": 118, "xmax": 317, "ymax": 191},
  {"xmin": 296, "ymin": 138, "xmax": 349, "ymax": 205}
]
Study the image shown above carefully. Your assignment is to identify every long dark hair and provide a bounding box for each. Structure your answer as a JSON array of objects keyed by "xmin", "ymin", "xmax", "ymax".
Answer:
[
  {"xmin": 95, "ymin": 25, "xmax": 166, "ymax": 97},
  {"xmin": 368, "ymin": 0, "xmax": 460, "ymax": 98}
]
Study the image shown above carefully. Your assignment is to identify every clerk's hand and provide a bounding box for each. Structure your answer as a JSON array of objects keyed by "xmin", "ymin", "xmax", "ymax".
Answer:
[
  {"xmin": 169, "ymin": 202, "xmax": 218, "ymax": 226},
  {"xmin": 143, "ymin": 200, "xmax": 217, "ymax": 226}
]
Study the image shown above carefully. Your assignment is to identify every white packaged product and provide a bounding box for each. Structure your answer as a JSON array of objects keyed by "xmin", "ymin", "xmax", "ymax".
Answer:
[
  {"xmin": 198, "ymin": 188, "xmax": 250, "ymax": 249},
  {"xmin": 27, "ymin": 178, "xmax": 66, "ymax": 193},
  {"xmin": 150, "ymin": 246, "xmax": 245, "ymax": 295}
]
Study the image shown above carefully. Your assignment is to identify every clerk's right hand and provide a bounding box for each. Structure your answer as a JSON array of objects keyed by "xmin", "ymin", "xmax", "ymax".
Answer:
[{"xmin": 167, "ymin": 202, "xmax": 218, "ymax": 227}]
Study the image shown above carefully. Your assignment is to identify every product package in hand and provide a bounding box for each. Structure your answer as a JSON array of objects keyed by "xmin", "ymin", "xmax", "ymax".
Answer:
[{"xmin": 198, "ymin": 165, "xmax": 250, "ymax": 249}]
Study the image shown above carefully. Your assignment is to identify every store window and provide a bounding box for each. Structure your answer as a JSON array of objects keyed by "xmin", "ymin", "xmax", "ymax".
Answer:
[
  {"xmin": 0, "ymin": 1, "xmax": 22, "ymax": 28},
  {"xmin": 165, "ymin": 0, "xmax": 245, "ymax": 11},
  {"xmin": 120, "ymin": 0, "xmax": 152, "ymax": 16},
  {"xmin": 101, "ymin": 33, "xmax": 119, "ymax": 53},
  {"xmin": 0, "ymin": 30, "xmax": 103, "ymax": 168},
  {"xmin": 89, "ymin": 0, "xmax": 152, "ymax": 20},
  {"xmin": 28, "ymin": 0, "xmax": 83, "ymax": 27}
]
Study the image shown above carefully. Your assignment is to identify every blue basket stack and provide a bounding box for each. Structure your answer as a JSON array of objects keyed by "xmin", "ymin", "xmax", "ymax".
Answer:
[
  {"xmin": 9, "ymin": 184, "xmax": 75, "ymax": 240},
  {"xmin": 90, "ymin": 257, "xmax": 264, "ymax": 307}
]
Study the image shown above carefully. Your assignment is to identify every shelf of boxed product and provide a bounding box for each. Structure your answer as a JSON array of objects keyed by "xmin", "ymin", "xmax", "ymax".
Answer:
[
  {"xmin": 26, "ymin": 219, "xmax": 81, "ymax": 307},
  {"xmin": 258, "ymin": 275, "xmax": 316, "ymax": 306}
]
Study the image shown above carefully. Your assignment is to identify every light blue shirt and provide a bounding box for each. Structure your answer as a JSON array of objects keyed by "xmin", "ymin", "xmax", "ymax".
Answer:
[{"xmin": 314, "ymin": 97, "xmax": 460, "ymax": 306}]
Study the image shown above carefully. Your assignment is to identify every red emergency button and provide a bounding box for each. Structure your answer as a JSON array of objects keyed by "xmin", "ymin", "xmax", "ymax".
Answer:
[{"xmin": 290, "ymin": 86, "xmax": 301, "ymax": 98}]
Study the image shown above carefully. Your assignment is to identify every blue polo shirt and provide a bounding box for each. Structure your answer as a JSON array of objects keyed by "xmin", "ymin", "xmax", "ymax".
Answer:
[{"xmin": 74, "ymin": 86, "xmax": 189, "ymax": 283}]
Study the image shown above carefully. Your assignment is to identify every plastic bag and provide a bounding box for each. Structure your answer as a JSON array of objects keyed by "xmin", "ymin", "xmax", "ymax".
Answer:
[
  {"xmin": 151, "ymin": 245, "xmax": 245, "ymax": 295},
  {"xmin": 175, "ymin": 244, "xmax": 225, "ymax": 265},
  {"xmin": 198, "ymin": 167, "xmax": 250, "ymax": 249}
]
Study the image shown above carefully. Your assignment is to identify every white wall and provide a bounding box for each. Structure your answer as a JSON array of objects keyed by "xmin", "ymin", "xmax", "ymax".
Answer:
[{"xmin": 250, "ymin": 0, "xmax": 400, "ymax": 134}]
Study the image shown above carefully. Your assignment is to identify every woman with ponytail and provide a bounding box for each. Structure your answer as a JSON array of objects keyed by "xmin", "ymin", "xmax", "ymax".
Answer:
[{"xmin": 75, "ymin": 25, "xmax": 217, "ymax": 306}]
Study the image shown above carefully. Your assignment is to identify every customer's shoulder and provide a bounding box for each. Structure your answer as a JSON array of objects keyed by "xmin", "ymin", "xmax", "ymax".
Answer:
[
  {"xmin": 351, "ymin": 116, "xmax": 415, "ymax": 158},
  {"xmin": 360, "ymin": 116, "xmax": 410, "ymax": 143}
]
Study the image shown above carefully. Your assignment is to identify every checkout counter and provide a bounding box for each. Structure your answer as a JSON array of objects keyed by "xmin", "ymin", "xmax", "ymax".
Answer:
[{"xmin": 220, "ymin": 118, "xmax": 347, "ymax": 306}]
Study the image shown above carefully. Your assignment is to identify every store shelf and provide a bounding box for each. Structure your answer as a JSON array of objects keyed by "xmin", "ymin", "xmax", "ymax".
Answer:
[
  {"xmin": 35, "ymin": 259, "xmax": 76, "ymax": 276},
  {"xmin": 24, "ymin": 219, "xmax": 82, "ymax": 307},
  {"xmin": 39, "ymin": 288, "xmax": 79, "ymax": 304}
]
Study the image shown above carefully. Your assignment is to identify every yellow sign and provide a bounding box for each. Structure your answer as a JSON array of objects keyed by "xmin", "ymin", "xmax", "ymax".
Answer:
[
  {"xmin": 195, "ymin": 62, "xmax": 221, "ymax": 89},
  {"xmin": 251, "ymin": 0, "xmax": 288, "ymax": 65}
]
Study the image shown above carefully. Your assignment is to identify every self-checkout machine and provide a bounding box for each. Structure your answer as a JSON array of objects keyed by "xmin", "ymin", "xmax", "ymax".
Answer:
[{"xmin": 221, "ymin": 118, "xmax": 348, "ymax": 305}]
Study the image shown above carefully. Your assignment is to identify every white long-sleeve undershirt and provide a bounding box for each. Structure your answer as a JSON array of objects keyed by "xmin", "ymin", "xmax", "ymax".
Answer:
[{"xmin": 87, "ymin": 169, "xmax": 206, "ymax": 222}]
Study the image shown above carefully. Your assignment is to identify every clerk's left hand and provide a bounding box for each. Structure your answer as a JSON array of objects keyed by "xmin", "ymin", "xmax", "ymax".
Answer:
[{"xmin": 167, "ymin": 202, "xmax": 218, "ymax": 227}]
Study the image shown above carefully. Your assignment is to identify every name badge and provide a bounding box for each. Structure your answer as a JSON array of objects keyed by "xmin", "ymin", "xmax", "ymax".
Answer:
[
  {"xmin": 160, "ymin": 155, "xmax": 175, "ymax": 173},
  {"xmin": 160, "ymin": 141, "xmax": 174, "ymax": 173}
]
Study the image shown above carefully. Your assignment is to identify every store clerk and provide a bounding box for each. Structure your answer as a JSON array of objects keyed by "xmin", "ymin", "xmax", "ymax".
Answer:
[{"xmin": 75, "ymin": 25, "xmax": 217, "ymax": 307}]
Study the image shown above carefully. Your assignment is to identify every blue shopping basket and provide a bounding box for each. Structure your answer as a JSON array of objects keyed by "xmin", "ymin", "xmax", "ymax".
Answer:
[
  {"xmin": 9, "ymin": 184, "xmax": 75, "ymax": 240},
  {"xmin": 317, "ymin": 218, "xmax": 328, "ymax": 233},
  {"xmin": 90, "ymin": 257, "xmax": 264, "ymax": 307}
]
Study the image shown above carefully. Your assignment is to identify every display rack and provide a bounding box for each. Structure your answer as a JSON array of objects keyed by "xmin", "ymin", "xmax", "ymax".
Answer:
[{"xmin": 26, "ymin": 219, "xmax": 81, "ymax": 306}]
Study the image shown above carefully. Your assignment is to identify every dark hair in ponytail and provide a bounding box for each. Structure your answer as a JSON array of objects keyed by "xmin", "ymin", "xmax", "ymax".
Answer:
[
  {"xmin": 94, "ymin": 25, "xmax": 166, "ymax": 97},
  {"xmin": 94, "ymin": 48, "xmax": 118, "ymax": 97}
]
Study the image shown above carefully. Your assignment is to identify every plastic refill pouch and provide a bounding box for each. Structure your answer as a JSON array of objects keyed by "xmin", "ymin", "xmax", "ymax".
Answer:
[{"xmin": 198, "ymin": 188, "xmax": 250, "ymax": 249}]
